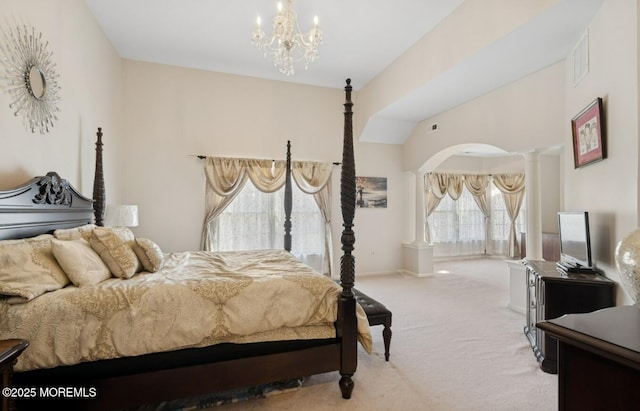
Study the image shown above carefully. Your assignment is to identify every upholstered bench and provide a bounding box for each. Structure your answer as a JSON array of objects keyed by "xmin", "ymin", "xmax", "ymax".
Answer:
[{"xmin": 352, "ymin": 288, "xmax": 392, "ymax": 361}]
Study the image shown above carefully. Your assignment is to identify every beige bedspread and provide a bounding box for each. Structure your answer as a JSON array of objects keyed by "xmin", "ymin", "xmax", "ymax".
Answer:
[{"xmin": 0, "ymin": 249, "xmax": 372, "ymax": 372}]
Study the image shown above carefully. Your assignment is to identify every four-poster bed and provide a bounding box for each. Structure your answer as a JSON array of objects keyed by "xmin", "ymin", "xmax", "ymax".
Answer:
[{"xmin": 0, "ymin": 80, "xmax": 362, "ymax": 410}]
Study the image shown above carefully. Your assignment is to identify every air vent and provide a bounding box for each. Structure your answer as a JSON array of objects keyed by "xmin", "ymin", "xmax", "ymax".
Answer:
[
  {"xmin": 427, "ymin": 123, "xmax": 438, "ymax": 134},
  {"xmin": 572, "ymin": 30, "xmax": 589, "ymax": 87}
]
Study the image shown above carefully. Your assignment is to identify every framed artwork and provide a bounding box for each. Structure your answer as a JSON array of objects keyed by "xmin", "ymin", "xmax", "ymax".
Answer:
[
  {"xmin": 356, "ymin": 176, "xmax": 387, "ymax": 208},
  {"xmin": 571, "ymin": 97, "xmax": 605, "ymax": 168}
]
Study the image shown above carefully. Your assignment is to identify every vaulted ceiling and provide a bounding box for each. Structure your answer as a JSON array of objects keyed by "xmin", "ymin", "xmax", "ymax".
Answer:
[{"xmin": 86, "ymin": 0, "xmax": 604, "ymax": 144}]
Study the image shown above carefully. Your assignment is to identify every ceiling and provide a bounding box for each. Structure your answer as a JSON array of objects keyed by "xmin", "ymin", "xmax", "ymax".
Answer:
[
  {"xmin": 85, "ymin": 0, "xmax": 464, "ymax": 90},
  {"xmin": 85, "ymin": 0, "xmax": 605, "ymax": 145}
]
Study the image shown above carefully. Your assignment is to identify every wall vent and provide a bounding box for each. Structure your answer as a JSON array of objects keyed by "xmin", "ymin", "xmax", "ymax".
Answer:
[
  {"xmin": 427, "ymin": 123, "xmax": 438, "ymax": 134},
  {"xmin": 572, "ymin": 29, "xmax": 589, "ymax": 87}
]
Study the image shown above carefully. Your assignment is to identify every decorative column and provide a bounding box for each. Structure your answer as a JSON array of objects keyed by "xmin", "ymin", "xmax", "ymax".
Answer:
[
  {"xmin": 402, "ymin": 170, "xmax": 433, "ymax": 277},
  {"xmin": 414, "ymin": 170, "xmax": 427, "ymax": 244},
  {"xmin": 524, "ymin": 151, "xmax": 543, "ymax": 260}
]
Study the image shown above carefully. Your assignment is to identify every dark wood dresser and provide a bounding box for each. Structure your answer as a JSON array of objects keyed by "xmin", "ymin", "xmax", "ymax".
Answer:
[
  {"xmin": 538, "ymin": 305, "xmax": 640, "ymax": 411},
  {"xmin": 0, "ymin": 340, "xmax": 29, "ymax": 411},
  {"xmin": 524, "ymin": 260, "xmax": 614, "ymax": 373}
]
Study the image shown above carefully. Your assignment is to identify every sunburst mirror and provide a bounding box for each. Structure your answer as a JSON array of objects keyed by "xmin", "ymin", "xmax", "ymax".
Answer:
[{"xmin": 0, "ymin": 23, "xmax": 61, "ymax": 134}]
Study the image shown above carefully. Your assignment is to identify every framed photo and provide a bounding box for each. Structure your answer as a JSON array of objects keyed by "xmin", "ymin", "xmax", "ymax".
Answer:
[
  {"xmin": 571, "ymin": 97, "xmax": 605, "ymax": 168},
  {"xmin": 355, "ymin": 176, "xmax": 387, "ymax": 208}
]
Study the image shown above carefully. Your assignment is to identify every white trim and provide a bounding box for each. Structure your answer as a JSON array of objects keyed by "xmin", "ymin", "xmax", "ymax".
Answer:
[
  {"xmin": 396, "ymin": 269, "xmax": 433, "ymax": 278},
  {"xmin": 356, "ymin": 270, "xmax": 400, "ymax": 278}
]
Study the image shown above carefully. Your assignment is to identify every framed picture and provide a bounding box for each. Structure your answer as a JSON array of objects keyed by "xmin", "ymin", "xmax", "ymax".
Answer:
[
  {"xmin": 571, "ymin": 97, "xmax": 605, "ymax": 168},
  {"xmin": 356, "ymin": 176, "xmax": 387, "ymax": 208}
]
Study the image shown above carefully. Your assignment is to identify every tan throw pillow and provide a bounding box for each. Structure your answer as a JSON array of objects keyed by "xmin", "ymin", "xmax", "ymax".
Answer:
[
  {"xmin": 53, "ymin": 224, "xmax": 97, "ymax": 241},
  {"xmin": 0, "ymin": 234, "xmax": 69, "ymax": 303},
  {"xmin": 111, "ymin": 226, "xmax": 135, "ymax": 243},
  {"xmin": 110, "ymin": 226, "xmax": 144, "ymax": 273},
  {"xmin": 51, "ymin": 239, "xmax": 111, "ymax": 287},
  {"xmin": 89, "ymin": 227, "xmax": 140, "ymax": 279},
  {"xmin": 131, "ymin": 238, "xmax": 164, "ymax": 272}
]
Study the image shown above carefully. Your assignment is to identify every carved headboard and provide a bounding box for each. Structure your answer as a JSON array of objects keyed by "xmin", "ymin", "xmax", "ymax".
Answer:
[{"xmin": 0, "ymin": 171, "xmax": 94, "ymax": 240}]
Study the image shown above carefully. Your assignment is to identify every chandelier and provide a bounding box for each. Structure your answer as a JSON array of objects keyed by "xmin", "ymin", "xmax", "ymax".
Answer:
[{"xmin": 251, "ymin": 0, "xmax": 323, "ymax": 76}]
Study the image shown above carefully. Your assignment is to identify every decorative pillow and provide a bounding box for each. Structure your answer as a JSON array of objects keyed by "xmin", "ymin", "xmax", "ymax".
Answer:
[
  {"xmin": 0, "ymin": 234, "xmax": 69, "ymax": 303},
  {"xmin": 51, "ymin": 239, "xmax": 111, "ymax": 287},
  {"xmin": 53, "ymin": 224, "xmax": 97, "ymax": 241},
  {"xmin": 89, "ymin": 227, "xmax": 140, "ymax": 279},
  {"xmin": 131, "ymin": 238, "xmax": 164, "ymax": 272},
  {"xmin": 111, "ymin": 226, "xmax": 135, "ymax": 243},
  {"xmin": 110, "ymin": 226, "xmax": 144, "ymax": 273}
]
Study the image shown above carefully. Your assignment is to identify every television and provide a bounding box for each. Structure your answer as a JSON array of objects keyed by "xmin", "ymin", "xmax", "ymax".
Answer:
[{"xmin": 557, "ymin": 211, "xmax": 592, "ymax": 270}]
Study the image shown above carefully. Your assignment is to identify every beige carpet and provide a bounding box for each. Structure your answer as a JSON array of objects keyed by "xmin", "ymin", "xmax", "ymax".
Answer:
[{"xmin": 212, "ymin": 258, "xmax": 558, "ymax": 411}]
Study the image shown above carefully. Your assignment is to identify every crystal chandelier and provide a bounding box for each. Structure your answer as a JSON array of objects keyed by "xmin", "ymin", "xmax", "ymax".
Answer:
[{"xmin": 251, "ymin": 0, "xmax": 323, "ymax": 76}]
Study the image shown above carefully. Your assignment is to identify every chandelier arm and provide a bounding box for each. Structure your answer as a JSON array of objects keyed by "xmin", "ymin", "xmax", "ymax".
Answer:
[{"xmin": 251, "ymin": 0, "xmax": 322, "ymax": 76}]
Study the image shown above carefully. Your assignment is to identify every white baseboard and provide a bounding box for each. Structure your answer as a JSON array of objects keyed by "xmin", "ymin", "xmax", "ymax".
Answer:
[
  {"xmin": 508, "ymin": 304, "xmax": 526, "ymax": 315},
  {"xmin": 356, "ymin": 270, "xmax": 399, "ymax": 278},
  {"xmin": 355, "ymin": 269, "xmax": 435, "ymax": 278},
  {"xmin": 397, "ymin": 269, "xmax": 433, "ymax": 278}
]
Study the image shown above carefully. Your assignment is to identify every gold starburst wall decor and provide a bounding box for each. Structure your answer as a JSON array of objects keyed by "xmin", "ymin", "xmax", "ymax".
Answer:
[{"xmin": 0, "ymin": 23, "xmax": 61, "ymax": 134}]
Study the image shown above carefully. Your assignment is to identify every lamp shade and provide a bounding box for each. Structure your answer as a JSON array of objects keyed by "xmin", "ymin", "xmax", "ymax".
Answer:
[{"xmin": 104, "ymin": 205, "xmax": 139, "ymax": 227}]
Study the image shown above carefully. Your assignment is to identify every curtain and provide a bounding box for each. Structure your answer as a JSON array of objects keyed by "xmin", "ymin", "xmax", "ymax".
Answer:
[
  {"xmin": 201, "ymin": 157, "xmax": 288, "ymax": 250},
  {"xmin": 464, "ymin": 174, "xmax": 490, "ymax": 253},
  {"xmin": 291, "ymin": 161, "xmax": 333, "ymax": 277},
  {"xmin": 202, "ymin": 156, "xmax": 332, "ymax": 275},
  {"xmin": 429, "ymin": 172, "xmax": 449, "ymax": 198},
  {"xmin": 246, "ymin": 159, "xmax": 287, "ymax": 193},
  {"xmin": 201, "ymin": 157, "xmax": 250, "ymax": 250},
  {"xmin": 424, "ymin": 173, "xmax": 448, "ymax": 244},
  {"xmin": 446, "ymin": 174, "xmax": 464, "ymax": 200},
  {"xmin": 492, "ymin": 173, "xmax": 526, "ymax": 258},
  {"xmin": 425, "ymin": 172, "xmax": 523, "ymax": 258}
]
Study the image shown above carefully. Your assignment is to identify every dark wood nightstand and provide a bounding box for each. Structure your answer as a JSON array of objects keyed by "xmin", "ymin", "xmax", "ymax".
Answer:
[
  {"xmin": 0, "ymin": 339, "xmax": 29, "ymax": 411},
  {"xmin": 538, "ymin": 305, "xmax": 640, "ymax": 410}
]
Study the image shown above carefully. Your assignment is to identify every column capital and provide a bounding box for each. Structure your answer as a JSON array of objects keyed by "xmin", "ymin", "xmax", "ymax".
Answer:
[{"xmin": 523, "ymin": 149, "xmax": 542, "ymax": 161}]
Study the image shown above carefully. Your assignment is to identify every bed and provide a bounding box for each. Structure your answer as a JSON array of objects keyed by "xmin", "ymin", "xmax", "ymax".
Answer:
[{"xmin": 0, "ymin": 79, "xmax": 365, "ymax": 410}]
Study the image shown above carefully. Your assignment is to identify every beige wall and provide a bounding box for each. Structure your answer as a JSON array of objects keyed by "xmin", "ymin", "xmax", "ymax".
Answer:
[
  {"xmin": 403, "ymin": 61, "xmax": 566, "ymax": 172},
  {"xmin": 121, "ymin": 60, "xmax": 405, "ymax": 275},
  {"xmin": 564, "ymin": 0, "xmax": 638, "ymax": 305},
  {"xmin": 0, "ymin": 0, "xmax": 122, "ymax": 201},
  {"xmin": 357, "ymin": 0, "xmax": 559, "ymax": 138}
]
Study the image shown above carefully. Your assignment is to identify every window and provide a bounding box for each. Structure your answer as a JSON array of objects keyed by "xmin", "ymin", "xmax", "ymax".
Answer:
[
  {"xmin": 427, "ymin": 180, "xmax": 525, "ymax": 257},
  {"xmin": 428, "ymin": 188, "xmax": 485, "ymax": 256},
  {"xmin": 210, "ymin": 181, "xmax": 325, "ymax": 272}
]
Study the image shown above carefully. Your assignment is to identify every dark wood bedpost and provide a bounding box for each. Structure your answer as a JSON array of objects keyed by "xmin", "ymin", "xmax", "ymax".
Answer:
[
  {"xmin": 284, "ymin": 140, "xmax": 292, "ymax": 252},
  {"xmin": 92, "ymin": 127, "xmax": 106, "ymax": 226},
  {"xmin": 338, "ymin": 78, "xmax": 357, "ymax": 399}
]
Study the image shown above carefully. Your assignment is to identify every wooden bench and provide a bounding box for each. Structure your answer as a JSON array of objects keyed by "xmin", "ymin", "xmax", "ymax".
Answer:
[{"xmin": 352, "ymin": 288, "xmax": 392, "ymax": 361}]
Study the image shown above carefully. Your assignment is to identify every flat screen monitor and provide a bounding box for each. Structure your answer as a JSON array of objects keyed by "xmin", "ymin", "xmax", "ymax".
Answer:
[{"xmin": 558, "ymin": 211, "xmax": 592, "ymax": 268}]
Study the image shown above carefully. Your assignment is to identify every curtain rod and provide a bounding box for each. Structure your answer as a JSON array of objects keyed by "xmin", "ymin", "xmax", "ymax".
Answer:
[{"xmin": 189, "ymin": 154, "xmax": 340, "ymax": 165}]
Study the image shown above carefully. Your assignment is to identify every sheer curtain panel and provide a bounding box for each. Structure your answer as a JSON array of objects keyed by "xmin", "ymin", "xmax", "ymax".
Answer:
[{"xmin": 291, "ymin": 161, "xmax": 333, "ymax": 277}]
